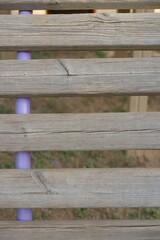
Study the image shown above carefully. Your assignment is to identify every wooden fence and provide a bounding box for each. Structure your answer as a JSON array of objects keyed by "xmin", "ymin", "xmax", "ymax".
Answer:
[{"xmin": 0, "ymin": 0, "xmax": 160, "ymax": 239}]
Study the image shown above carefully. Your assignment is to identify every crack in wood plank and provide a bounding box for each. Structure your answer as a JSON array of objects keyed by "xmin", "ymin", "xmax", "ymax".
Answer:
[{"xmin": 58, "ymin": 59, "xmax": 70, "ymax": 76}]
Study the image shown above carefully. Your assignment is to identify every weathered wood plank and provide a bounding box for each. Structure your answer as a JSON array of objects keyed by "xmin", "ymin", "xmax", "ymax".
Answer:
[
  {"xmin": 0, "ymin": 168, "xmax": 160, "ymax": 208},
  {"xmin": 0, "ymin": 169, "xmax": 160, "ymax": 208},
  {"xmin": 1, "ymin": 58, "xmax": 160, "ymax": 96},
  {"xmin": 0, "ymin": 0, "xmax": 159, "ymax": 10},
  {"xmin": 0, "ymin": 13, "xmax": 160, "ymax": 51},
  {"xmin": 0, "ymin": 113, "xmax": 159, "ymax": 151},
  {"xmin": 0, "ymin": 220, "xmax": 160, "ymax": 240}
]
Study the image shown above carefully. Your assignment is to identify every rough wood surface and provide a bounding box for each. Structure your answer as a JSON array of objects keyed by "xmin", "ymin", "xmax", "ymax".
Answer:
[
  {"xmin": 0, "ymin": 113, "xmax": 159, "ymax": 151},
  {"xmin": 0, "ymin": 13, "xmax": 160, "ymax": 51},
  {"xmin": 0, "ymin": 220, "xmax": 160, "ymax": 240},
  {"xmin": 1, "ymin": 58, "xmax": 160, "ymax": 96},
  {"xmin": 0, "ymin": 169, "xmax": 160, "ymax": 208},
  {"xmin": 0, "ymin": 0, "xmax": 159, "ymax": 10}
]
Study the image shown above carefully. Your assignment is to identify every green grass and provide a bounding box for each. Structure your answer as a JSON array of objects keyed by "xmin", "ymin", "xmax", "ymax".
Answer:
[
  {"xmin": 0, "ymin": 153, "xmax": 14, "ymax": 169},
  {"xmin": 0, "ymin": 105, "xmax": 9, "ymax": 114},
  {"xmin": 32, "ymin": 51, "xmax": 108, "ymax": 60},
  {"xmin": 31, "ymin": 152, "xmax": 56, "ymax": 169},
  {"xmin": 95, "ymin": 51, "xmax": 106, "ymax": 58},
  {"xmin": 74, "ymin": 208, "xmax": 89, "ymax": 218},
  {"xmin": 108, "ymin": 150, "xmax": 140, "ymax": 168},
  {"xmin": 104, "ymin": 106, "xmax": 127, "ymax": 113},
  {"xmin": 0, "ymin": 160, "xmax": 14, "ymax": 169},
  {"xmin": 59, "ymin": 151, "xmax": 81, "ymax": 164},
  {"xmin": 32, "ymin": 51, "xmax": 55, "ymax": 59},
  {"xmin": 129, "ymin": 208, "xmax": 160, "ymax": 220}
]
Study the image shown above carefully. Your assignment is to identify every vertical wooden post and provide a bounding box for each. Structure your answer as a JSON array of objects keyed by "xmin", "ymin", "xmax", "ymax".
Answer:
[
  {"xmin": 115, "ymin": 9, "xmax": 131, "ymax": 58},
  {"xmin": 115, "ymin": 9, "xmax": 153, "ymax": 158},
  {"xmin": 128, "ymin": 9, "xmax": 153, "ymax": 158},
  {"xmin": 130, "ymin": 9, "xmax": 153, "ymax": 113}
]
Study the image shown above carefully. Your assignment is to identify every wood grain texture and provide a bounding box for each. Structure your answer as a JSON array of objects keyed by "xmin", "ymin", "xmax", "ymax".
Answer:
[
  {"xmin": 0, "ymin": 0, "xmax": 159, "ymax": 10},
  {"xmin": 0, "ymin": 13, "xmax": 160, "ymax": 51},
  {"xmin": 1, "ymin": 57, "xmax": 160, "ymax": 96},
  {"xmin": 0, "ymin": 113, "xmax": 159, "ymax": 151},
  {"xmin": 0, "ymin": 220, "xmax": 160, "ymax": 240},
  {"xmin": 0, "ymin": 169, "xmax": 160, "ymax": 208}
]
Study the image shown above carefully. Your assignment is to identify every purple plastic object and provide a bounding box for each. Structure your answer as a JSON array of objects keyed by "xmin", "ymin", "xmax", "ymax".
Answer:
[
  {"xmin": 16, "ymin": 208, "xmax": 32, "ymax": 221},
  {"xmin": 15, "ymin": 152, "xmax": 31, "ymax": 169},
  {"xmin": 15, "ymin": 10, "xmax": 32, "ymax": 221}
]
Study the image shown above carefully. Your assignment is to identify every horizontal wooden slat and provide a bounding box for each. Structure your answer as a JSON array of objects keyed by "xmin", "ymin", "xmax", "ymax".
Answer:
[
  {"xmin": 0, "ymin": 169, "xmax": 160, "ymax": 208},
  {"xmin": 1, "ymin": 58, "xmax": 160, "ymax": 96},
  {"xmin": 0, "ymin": 0, "xmax": 159, "ymax": 10},
  {"xmin": 0, "ymin": 13, "xmax": 160, "ymax": 51},
  {"xmin": 0, "ymin": 220, "xmax": 160, "ymax": 240},
  {"xmin": 0, "ymin": 113, "xmax": 160, "ymax": 151}
]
